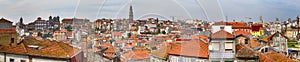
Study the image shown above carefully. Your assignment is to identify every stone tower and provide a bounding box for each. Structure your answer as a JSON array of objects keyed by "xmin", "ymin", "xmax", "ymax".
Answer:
[
  {"xmin": 19, "ymin": 17, "xmax": 24, "ymax": 29},
  {"xmin": 129, "ymin": 5, "xmax": 133, "ymax": 21},
  {"xmin": 276, "ymin": 18, "xmax": 280, "ymax": 24},
  {"xmin": 260, "ymin": 16, "xmax": 263, "ymax": 24}
]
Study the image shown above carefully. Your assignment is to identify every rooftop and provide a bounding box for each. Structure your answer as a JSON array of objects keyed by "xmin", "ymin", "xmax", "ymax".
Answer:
[
  {"xmin": 0, "ymin": 18, "xmax": 13, "ymax": 23},
  {"xmin": 168, "ymin": 40, "xmax": 209, "ymax": 58},
  {"xmin": 211, "ymin": 29, "xmax": 234, "ymax": 39}
]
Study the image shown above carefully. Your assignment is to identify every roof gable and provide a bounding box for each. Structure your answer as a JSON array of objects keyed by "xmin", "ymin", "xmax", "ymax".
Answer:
[{"xmin": 211, "ymin": 30, "xmax": 234, "ymax": 39}]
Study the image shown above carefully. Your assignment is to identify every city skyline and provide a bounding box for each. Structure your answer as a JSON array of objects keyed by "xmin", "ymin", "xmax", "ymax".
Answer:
[{"xmin": 0, "ymin": 0, "xmax": 299, "ymax": 24}]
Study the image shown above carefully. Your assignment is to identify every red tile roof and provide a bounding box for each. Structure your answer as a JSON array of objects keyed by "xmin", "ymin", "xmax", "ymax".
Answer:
[
  {"xmin": 0, "ymin": 38, "xmax": 80, "ymax": 59},
  {"xmin": 227, "ymin": 22, "xmax": 251, "ymax": 29},
  {"xmin": 264, "ymin": 52, "xmax": 297, "ymax": 62},
  {"xmin": 113, "ymin": 32, "xmax": 122, "ymax": 36},
  {"xmin": 0, "ymin": 43, "xmax": 27, "ymax": 54},
  {"xmin": 235, "ymin": 44, "xmax": 258, "ymax": 58},
  {"xmin": 168, "ymin": 40, "xmax": 209, "ymax": 58},
  {"xmin": 249, "ymin": 39, "xmax": 260, "ymax": 48},
  {"xmin": 26, "ymin": 41, "xmax": 80, "ymax": 58},
  {"xmin": 121, "ymin": 50, "xmax": 150, "ymax": 61},
  {"xmin": 261, "ymin": 31, "xmax": 289, "ymax": 45},
  {"xmin": 193, "ymin": 35, "xmax": 209, "ymax": 42},
  {"xmin": 150, "ymin": 42, "xmax": 170, "ymax": 58},
  {"xmin": 213, "ymin": 22, "xmax": 231, "ymax": 25},
  {"xmin": 234, "ymin": 30, "xmax": 251, "ymax": 37},
  {"xmin": 251, "ymin": 24, "xmax": 263, "ymax": 32},
  {"xmin": 0, "ymin": 18, "xmax": 13, "ymax": 23},
  {"xmin": 98, "ymin": 44, "xmax": 117, "ymax": 60},
  {"xmin": 115, "ymin": 40, "xmax": 127, "ymax": 44},
  {"xmin": 211, "ymin": 29, "xmax": 234, "ymax": 38},
  {"xmin": 259, "ymin": 53, "xmax": 274, "ymax": 62}
]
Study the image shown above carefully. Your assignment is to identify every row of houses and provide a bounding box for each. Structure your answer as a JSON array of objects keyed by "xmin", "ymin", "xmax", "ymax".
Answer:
[
  {"xmin": 0, "ymin": 18, "xmax": 84, "ymax": 62},
  {"xmin": 93, "ymin": 17, "xmax": 300, "ymax": 62}
]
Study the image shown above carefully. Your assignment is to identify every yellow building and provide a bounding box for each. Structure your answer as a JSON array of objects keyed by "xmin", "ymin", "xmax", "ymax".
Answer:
[{"xmin": 251, "ymin": 24, "xmax": 264, "ymax": 37}]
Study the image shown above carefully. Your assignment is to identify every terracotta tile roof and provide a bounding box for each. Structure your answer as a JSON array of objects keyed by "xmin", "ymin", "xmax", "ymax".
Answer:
[
  {"xmin": 115, "ymin": 40, "xmax": 127, "ymax": 44},
  {"xmin": 26, "ymin": 41, "xmax": 79, "ymax": 58},
  {"xmin": 234, "ymin": 30, "xmax": 251, "ymax": 37},
  {"xmin": 0, "ymin": 18, "xmax": 13, "ymax": 23},
  {"xmin": 213, "ymin": 22, "xmax": 231, "ymax": 25},
  {"xmin": 211, "ymin": 29, "xmax": 234, "ymax": 38},
  {"xmin": 0, "ymin": 43, "xmax": 27, "ymax": 54},
  {"xmin": 121, "ymin": 50, "xmax": 150, "ymax": 61},
  {"xmin": 98, "ymin": 44, "xmax": 117, "ymax": 60},
  {"xmin": 235, "ymin": 44, "xmax": 258, "ymax": 58},
  {"xmin": 113, "ymin": 32, "xmax": 122, "ymax": 36},
  {"xmin": 150, "ymin": 43, "xmax": 170, "ymax": 59},
  {"xmin": 0, "ymin": 37, "xmax": 80, "ymax": 59},
  {"xmin": 99, "ymin": 44, "xmax": 116, "ymax": 53},
  {"xmin": 213, "ymin": 22, "xmax": 250, "ymax": 28},
  {"xmin": 259, "ymin": 53, "xmax": 274, "ymax": 62},
  {"xmin": 261, "ymin": 31, "xmax": 289, "ymax": 45},
  {"xmin": 0, "ymin": 29, "xmax": 16, "ymax": 33},
  {"xmin": 227, "ymin": 22, "xmax": 251, "ymax": 29},
  {"xmin": 249, "ymin": 39, "xmax": 260, "ymax": 48},
  {"xmin": 164, "ymin": 37, "xmax": 172, "ymax": 40},
  {"xmin": 27, "ymin": 42, "xmax": 67, "ymax": 58},
  {"xmin": 168, "ymin": 40, "xmax": 209, "ymax": 58},
  {"xmin": 264, "ymin": 52, "xmax": 297, "ymax": 62},
  {"xmin": 124, "ymin": 44, "xmax": 133, "ymax": 49},
  {"xmin": 192, "ymin": 35, "xmax": 209, "ymax": 42}
]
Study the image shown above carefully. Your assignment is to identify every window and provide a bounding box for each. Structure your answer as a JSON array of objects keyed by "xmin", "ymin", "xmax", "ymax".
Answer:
[
  {"xmin": 264, "ymin": 48, "xmax": 269, "ymax": 52},
  {"xmin": 225, "ymin": 60, "xmax": 234, "ymax": 62},
  {"xmin": 225, "ymin": 42, "xmax": 233, "ymax": 49},
  {"xmin": 245, "ymin": 40, "xmax": 248, "ymax": 44},
  {"xmin": 211, "ymin": 42, "xmax": 220, "ymax": 51},
  {"xmin": 178, "ymin": 57, "xmax": 183, "ymax": 62},
  {"xmin": 21, "ymin": 60, "xmax": 26, "ymax": 62},
  {"xmin": 191, "ymin": 59, "xmax": 196, "ymax": 62},
  {"xmin": 212, "ymin": 61, "xmax": 220, "ymax": 62},
  {"xmin": 197, "ymin": 60, "xmax": 205, "ymax": 62},
  {"xmin": 185, "ymin": 58, "xmax": 189, "ymax": 62},
  {"xmin": 10, "ymin": 58, "xmax": 14, "ymax": 62},
  {"xmin": 170, "ymin": 56, "xmax": 176, "ymax": 62}
]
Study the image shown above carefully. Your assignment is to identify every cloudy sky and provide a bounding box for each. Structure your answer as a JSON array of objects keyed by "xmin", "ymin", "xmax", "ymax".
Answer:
[{"xmin": 0, "ymin": 0, "xmax": 299, "ymax": 24}]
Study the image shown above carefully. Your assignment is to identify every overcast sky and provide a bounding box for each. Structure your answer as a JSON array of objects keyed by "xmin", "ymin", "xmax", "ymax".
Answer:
[{"xmin": 0, "ymin": 0, "xmax": 299, "ymax": 24}]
